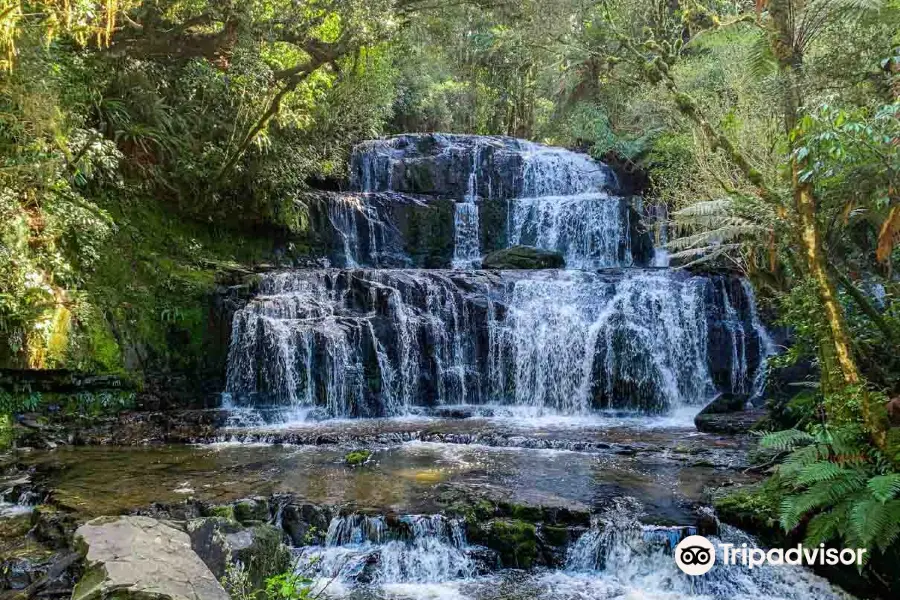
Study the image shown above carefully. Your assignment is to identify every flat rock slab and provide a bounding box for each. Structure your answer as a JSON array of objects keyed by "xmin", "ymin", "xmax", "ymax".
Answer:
[{"xmin": 73, "ymin": 515, "xmax": 229, "ymax": 600}]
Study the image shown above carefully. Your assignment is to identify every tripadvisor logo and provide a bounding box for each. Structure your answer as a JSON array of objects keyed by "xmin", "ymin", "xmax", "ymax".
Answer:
[
  {"xmin": 674, "ymin": 535, "xmax": 868, "ymax": 576},
  {"xmin": 674, "ymin": 535, "xmax": 716, "ymax": 575}
]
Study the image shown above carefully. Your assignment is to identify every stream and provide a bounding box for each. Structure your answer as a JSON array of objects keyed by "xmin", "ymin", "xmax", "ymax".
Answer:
[{"xmin": 2, "ymin": 135, "xmax": 852, "ymax": 600}]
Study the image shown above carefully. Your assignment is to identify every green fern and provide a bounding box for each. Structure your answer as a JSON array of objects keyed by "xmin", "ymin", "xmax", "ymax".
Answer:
[
  {"xmin": 761, "ymin": 429, "xmax": 815, "ymax": 451},
  {"xmin": 794, "ymin": 461, "xmax": 848, "ymax": 486},
  {"xmin": 868, "ymin": 474, "xmax": 900, "ymax": 502}
]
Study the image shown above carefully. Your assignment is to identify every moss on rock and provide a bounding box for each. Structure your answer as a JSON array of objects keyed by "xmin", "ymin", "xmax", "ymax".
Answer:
[
  {"xmin": 475, "ymin": 519, "xmax": 538, "ymax": 569},
  {"xmin": 344, "ymin": 449, "xmax": 372, "ymax": 466}
]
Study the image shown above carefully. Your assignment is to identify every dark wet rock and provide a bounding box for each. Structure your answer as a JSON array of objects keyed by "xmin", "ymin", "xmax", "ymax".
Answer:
[
  {"xmin": 538, "ymin": 524, "xmax": 571, "ymax": 547},
  {"xmin": 702, "ymin": 277, "xmax": 764, "ymax": 395},
  {"xmin": 694, "ymin": 392, "xmax": 762, "ymax": 434},
  {"xmin": 0, "ymin": 513, "xmax": 65, "ymax": 593},
  {"xmin": 697, "ymin": 393, "xmax": 749, "ymax": 416},
  {"xmin": 281, "ymin": 503, "xmax": 332, "ymax": 546},
  {"xmin": 467, "ymin": 547, "xmax": 501, "ymax": 575},
  {"xmin": 304, "ymin": 191, "xmax": 456, "ymax": 268},
  {"xmin": 188, "ymin": 516, "xmax": 244, "ymax": 579},
  {"xmin": 695, "ymin": 509, "xmax": 719, "ymax": 537},
  {"xmin": 695, "ymin": 407, "xmax": 767, "ymax": 434},
  {"xmin": 73, "ymin": 515, "xmax": 229, "ymax": 600},
  {"xmin": 350, "ymin": 134, "xmax": 615, "ymax": 200},
  {"xmin": 537, "ymin": 524, "xmax": 581, "ymax": 567},
  {"xmin": 482, "ymin": 246, "xmax": 565, "ymax": 270},
  {"xmin": 627, "ymin": 205, "xmax": 656, "ymax": 266},
  {"xmin": 189, "ymin": 517, "xmax": 291, "ymax": 591},
  {"xmin": 137, "ymin": 499, "xmax": 205, "ymax": 521},
  {"xmin": 30, "ymin": 505, "xmax": 77, "ymax": 550},
  {"xmin": 224, "ymin": 524, "xmax": 292, "ymax": 590},
  {"xmin": 50, "ymin": 409, "xmax": 232, "ymax": 445}
]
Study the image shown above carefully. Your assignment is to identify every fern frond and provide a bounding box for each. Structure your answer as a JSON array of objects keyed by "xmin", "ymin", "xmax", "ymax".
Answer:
[
  {"xmin": 872, "ymin": 500, "xmax": 900, "ymax": 552},
  {"xmin": 761, "ymin": 429, "xmax": 815, "ymax": 451},
  {"xmin": 671, "ymin": 198, "xmax": 734, "ymax": 218},
  {"xmin": 868, "ymin": 474, "xmax": 900, "ymax": 502},
  {"xmin": 849, "ymin": 497, "xmax": 900, "ymax": 552},
  {"xmin": 804, "ymin": 504, "xmax": 847, "ymax": 546},
  {"xmin": 794, "ymin": 461, "xmax": 846, "ymax": 486}
]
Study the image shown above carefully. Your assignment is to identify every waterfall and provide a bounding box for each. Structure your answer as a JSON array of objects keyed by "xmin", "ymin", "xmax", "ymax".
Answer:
[
  {"xmin": 452, "ymin": 143, "xmax": 482, "ymax": 269},
  {"xmin": 325, "ymin": 194, "xmax": 383, "ymax": 268},
  {"xmin": 299, "ymin": 514, "xmax": 476, "ymax": 587},
  {"xmin": 507, "ymin": 193, "xmax": 632, "ymax": 269},
  {"xmin": 520, "ymin": 141, "xmax": 613, "ymax": 197},
  {"xmin": 226, "ymin": 134, "xmax": 773, "ymax": 420},
  {"xmin": 347, "ymin": 134, "xmax": 630, "ymax": 268},
  {"xmin": 225, "ymin": 269, "xmax": 762, "ymax": 417}
]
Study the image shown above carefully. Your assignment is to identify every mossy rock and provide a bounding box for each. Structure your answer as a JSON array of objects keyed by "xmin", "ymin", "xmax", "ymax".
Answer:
[
  {"xmin": 482, "ymin": 246, "xmax": 565, "ymax": 270},
  {"xmin": 205, "ymin": 504, "xmax": 236, "ymax": 522},
  {"xmin": 474, "ymin": 519, "xmax": 538, "ymax": 569},
  {"xmin": 507, "ymin": 503, "xmax": 543, "ymax": 523},
  {"xmin": 539, "ymin": 525, "xmax": 570, "ymax": 548},
  {"xmin": 226, "ymin": 524, "xmax": 291, "ymax": 592},
  {"xmin": 714, "ymin": 486, "xmax": 784, "ymax": 547},
  {"xmin": 344, "ymin": 449, "xmax": 372, "ymax": 466},
  {"xmin": 233, "ymin": 498, "xmax": 269, "ymax": 524}
]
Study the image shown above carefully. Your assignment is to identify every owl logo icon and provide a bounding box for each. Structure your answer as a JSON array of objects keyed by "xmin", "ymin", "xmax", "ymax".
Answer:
[{"xmin": 675, "ymin": 535, "xmax": 716, "ymax": 575}]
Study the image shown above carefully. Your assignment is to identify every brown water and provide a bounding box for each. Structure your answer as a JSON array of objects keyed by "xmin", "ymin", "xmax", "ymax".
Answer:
[{"xmin": 17, "ymin": 413, "xmax": 756, "ymax": 523}]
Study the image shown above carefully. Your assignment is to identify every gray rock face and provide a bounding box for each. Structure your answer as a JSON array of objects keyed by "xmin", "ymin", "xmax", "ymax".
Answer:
[
  {"xmin": 73, "ymin": 515, "xmax": 229, "ymax": 600},
  {"xmin": 482, "ymin": 246, "xmax": 565, "ymax": 270}
]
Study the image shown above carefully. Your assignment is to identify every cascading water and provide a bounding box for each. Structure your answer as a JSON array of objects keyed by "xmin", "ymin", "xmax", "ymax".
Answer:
[
  {"xmin": 346, "ymin": 134, "xmax": 632, "ymax": 268},
  {"xmin": 326, "ymin": 194, "xmax": 382, "ymax": 268},
  {"xmin": 452, "ymin": 143, "xmax": 482, "ymax": 269},
  {"xmin": 226, "ymin": 133, "xmax": 773, "ymax": 419},
  {"xmin": 553, "ymin": 501, "xmax": 852, "ymax": 600},
  {"xmin": 297, "ymin": 514, "xmax": 477, "ymax": 591},
  {"xmin": 225, "ymin": 269, "xmax": 763, "ymax": 417},
  {"xmin": 507, "ymin": 194, "xmax": 632, "ymax": 269}
]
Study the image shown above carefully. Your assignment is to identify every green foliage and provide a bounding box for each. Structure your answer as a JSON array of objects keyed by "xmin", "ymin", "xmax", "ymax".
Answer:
[
  {"xmin": 760, "ymin": 416, "xmax": 900, "ymax": 561},
  {"xmin": 223, "ymin": 554, "xmax": 321, "ymax": 600}
]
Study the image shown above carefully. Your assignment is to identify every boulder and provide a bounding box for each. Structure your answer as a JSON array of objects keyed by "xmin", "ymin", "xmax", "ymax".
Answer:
[
  {"xmin": 73, "ymin": 515, "xmax": 229, "ymax": 600},
  {"xmin": 281, "ymin": 503, "xmax": 332, "ymax": 546},
  {"xmin": 233, "ymin": 497, "xmax": 270, "ymax": 524},
  {"xmin": 694, "ymin": 393, "xmax": 765, "ymax": 434},
  {"xmin": 697, "ymin": 393, "xmax": 749, "ymax": 415},
  {"xmin": 468, "ymin": 519, "xmax": 538, "ymax": 569},
  {"xmin": 482, "ymin": 246, "xmax": 565, "ymax": 270},
  {"xmin": 188, "ymin": 518, "xmax": 291, "ymax": 591}
]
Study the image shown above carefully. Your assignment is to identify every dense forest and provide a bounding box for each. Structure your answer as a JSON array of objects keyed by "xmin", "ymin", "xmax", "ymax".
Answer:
[{"xmin": 1, "ymin": 0, "xmax": 900, "ymax": 599}]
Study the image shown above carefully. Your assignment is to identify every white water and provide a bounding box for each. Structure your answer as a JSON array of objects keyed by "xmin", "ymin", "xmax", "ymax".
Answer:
[
  {"xmin": 507, "ymin": 193, "xmax": 631, "ymax": 269},
  {"xmin": 293, "ymin": 507, "xmax": 851, "ymax": 600},
  {"xmin": 224, "ymin": 269, "xmax": 765, "ymax": 417},
  {"xmin": 298, "ymin": 514, "xmax": 476, "ymax": 590},
  {"xmin": 452, "ymin": 143, "xmax": 483, "ymax": 269}
]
